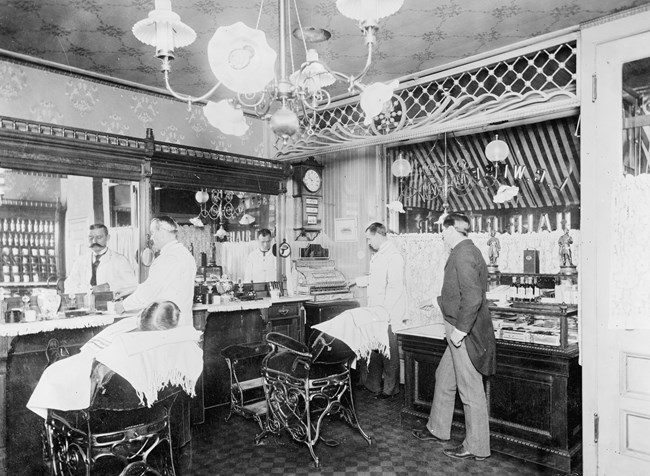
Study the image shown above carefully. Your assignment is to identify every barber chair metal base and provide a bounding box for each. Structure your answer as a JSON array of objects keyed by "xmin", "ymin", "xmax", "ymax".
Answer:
[
  {"xmin": 43, "ymin": 363, "xmax": 179, "ymax": 476},
  {"xmin": 255, "ymin": 332, "xmax": 371, "ymax": 468}
]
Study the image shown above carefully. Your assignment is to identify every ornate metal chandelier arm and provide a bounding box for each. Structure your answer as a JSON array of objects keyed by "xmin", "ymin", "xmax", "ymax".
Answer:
[
  {"xmin": 349, "ymin": 41, "xmax": 374, "ymax": 86},
  {"xmin": 163, "ymin": 71, "xmax": 222, "ymax": 103}
]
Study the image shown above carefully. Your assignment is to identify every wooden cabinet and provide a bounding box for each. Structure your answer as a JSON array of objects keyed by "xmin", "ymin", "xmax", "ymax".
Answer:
[
  {"xmin": 304, "ymin": 300, "xmax": 359, "ymax": 342},
  {"xmin": 268, "ymin": 301, "xmax": 304, "ymax": 343},
  {"xmin": 198, "ymin": 299, "xmax": 306, "ymax": 413},
  {"xmin": 399, "ymin": 331, "xmax": 581, "ymax": 473},
  {"xmin": 1, "ymin": 327, "xmax": 101, "ymax": 476}
]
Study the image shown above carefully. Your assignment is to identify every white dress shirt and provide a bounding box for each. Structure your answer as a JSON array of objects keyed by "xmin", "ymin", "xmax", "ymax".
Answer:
[
  {"xmin": 243, "ymin": 248, "xmax": 277, "ymax": 283},
  {"xmin": 64, "ymin": 248, "xmax": 137, "ymax": 295},
  {"xmin": 122, "ymin": 241, "xmax": 197, "ymax": 326},
  {"xmin": 367, "ymin": 240, "xmax": 408, "ymax": 328}
]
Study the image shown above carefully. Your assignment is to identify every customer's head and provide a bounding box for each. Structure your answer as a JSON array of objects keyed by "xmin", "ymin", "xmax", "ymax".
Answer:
[
  {"xmin": 441, "ymin": 213, "xmax": 471, "ymax": 249},
  {"xmin": 88, "ymin": 224, "xmax": 109, "ymax": 252},
  {"xmin": 137, "ymin": 301, "xmax": 180, "ymax": 331},
  {"xmin": 150, "ymin": 216, "xmax": 178, "ymax": 250},
  {"xmin": 256, "ymin": 228, "xmax": 273, "ymax": 253},
  {"xmin": 365, "ymin": 222, "xmax": 387, "ymax": 252}
]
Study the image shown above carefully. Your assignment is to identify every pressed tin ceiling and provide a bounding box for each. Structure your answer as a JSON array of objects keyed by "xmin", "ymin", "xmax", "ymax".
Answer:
[{"xmin": 0, "ymin": 0, "xmax": 648, "ymax": 103}]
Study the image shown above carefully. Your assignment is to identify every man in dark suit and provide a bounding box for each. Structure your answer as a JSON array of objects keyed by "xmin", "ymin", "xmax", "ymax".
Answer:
[{"xmin": 412, "ymin": 212, "xmax": 496, "ymax": 461}]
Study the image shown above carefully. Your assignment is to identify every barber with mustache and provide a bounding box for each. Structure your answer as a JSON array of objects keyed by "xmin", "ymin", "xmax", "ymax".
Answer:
[{"xmin": 64, "ymin": 223, "xmax": 137, "ymax": 297}]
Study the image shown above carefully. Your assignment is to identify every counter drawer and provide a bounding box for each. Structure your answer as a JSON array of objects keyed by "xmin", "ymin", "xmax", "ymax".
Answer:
[{"xmin": 268, "ymin": 303, "xmax": 301, "ymax": 319}]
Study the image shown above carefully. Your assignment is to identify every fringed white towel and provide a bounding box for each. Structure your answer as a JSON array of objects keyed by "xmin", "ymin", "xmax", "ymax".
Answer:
[
  {"xmin": 312, "ymin": 306, "xmax": 390, "ymax": 361},
  {"xmin": 27, "ymin": 323, "xmax": 203, "ymax": 418}
]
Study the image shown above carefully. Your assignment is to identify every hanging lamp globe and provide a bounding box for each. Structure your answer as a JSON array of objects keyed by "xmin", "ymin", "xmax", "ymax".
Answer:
[{"xmin": 485, "ymin": 134, "xmax": 509, "ymax": 162}]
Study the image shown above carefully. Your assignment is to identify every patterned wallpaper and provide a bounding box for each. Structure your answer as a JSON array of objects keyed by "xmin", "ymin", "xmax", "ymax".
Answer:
[
  {"xmin": 0, "ymin": 58, "xmax": 267, "ymax": 158},
  {"xmin": 0, "ymin": 0, "xmax": 648, "ymax": 105}
]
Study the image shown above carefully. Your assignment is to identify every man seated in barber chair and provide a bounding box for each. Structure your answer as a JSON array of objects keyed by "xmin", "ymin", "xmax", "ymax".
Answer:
[{"xmin": 27, "ymin": 301, "xmax": 203, "ymax": 475}]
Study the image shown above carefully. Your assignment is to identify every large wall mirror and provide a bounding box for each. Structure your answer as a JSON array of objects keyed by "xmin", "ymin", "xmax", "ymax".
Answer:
[
  {"xmin": 151, "ymin": 185, "xmax": 278, "ymax": 282},
  {"xmin": 0, "ymin": 167, "xmax": 140, "ymax": 293}
]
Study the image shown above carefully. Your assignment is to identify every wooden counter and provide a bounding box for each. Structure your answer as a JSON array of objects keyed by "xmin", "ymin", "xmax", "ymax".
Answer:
[
  {"xmin": 0, "ymin": 316, "xmax": 112, "ymax": 475},
  {"xmin": 397, "ymin": 324, "xmax": 582, "ymax": 473}
]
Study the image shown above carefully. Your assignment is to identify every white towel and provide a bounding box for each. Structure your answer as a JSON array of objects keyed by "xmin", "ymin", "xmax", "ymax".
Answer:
[
  {"xmin": 312, "ymin": 306, "xmax": 390, "ymax": 361},
  {"xmin": 27, "ymin": 324, "xmax": 203, "ymax": 418}
]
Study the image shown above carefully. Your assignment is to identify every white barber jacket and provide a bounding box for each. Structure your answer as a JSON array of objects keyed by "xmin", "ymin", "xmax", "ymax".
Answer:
[
  {"xmin": 243, "ymin": 248, "xmax": 277, "ymax": 283},
  {"xmin": 64, "ymin": 248, "xmax": 137, "ymax": 294},
  {"xmin": 367, "ymin": 240, "xmax": 408, "ymax": 329},
  {"xmin": 123, "ymin": 241, "xmax": 197, "ymax": 326}
]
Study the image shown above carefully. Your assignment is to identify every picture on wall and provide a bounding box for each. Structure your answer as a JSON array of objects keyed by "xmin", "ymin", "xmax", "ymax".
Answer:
[{"xmin": 335, "ymin": 218, "xmax": 358, "ymax": 242}]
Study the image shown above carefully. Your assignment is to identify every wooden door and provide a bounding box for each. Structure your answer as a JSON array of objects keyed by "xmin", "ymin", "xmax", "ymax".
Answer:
[{"xmin": 581, "ymin": 11, "xmax": 650, "ymax": 476}]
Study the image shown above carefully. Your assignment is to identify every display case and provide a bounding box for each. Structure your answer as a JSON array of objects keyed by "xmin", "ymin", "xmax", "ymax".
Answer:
[{"xmin": 488, "ymin": 271, "xmax": 578, "ymax": 350}]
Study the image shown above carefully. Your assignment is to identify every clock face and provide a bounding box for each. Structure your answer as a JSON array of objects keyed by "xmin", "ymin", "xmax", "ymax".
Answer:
[{"xmin": 302, "ymin": 168, "xmax": 322, "ymax": 193}]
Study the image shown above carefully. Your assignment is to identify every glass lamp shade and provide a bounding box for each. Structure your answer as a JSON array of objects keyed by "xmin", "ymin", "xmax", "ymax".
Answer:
[
  {"xmin": 386, "ymin": 200, "xmax": 406, "ymax": 214},
  {"xmin": 132, "ymin": 0, "xmax": 197, "ymax": 57},
  {"xmin": 290, "ymin": 49, "xmax": 336, "ymax": 94},
  {"xmin": 493, "ymin": 184, "xmax": 519, "ymax": 203},
  {"xmin": 336, "ymin": 0, "xmax": 404, "ymax": 22},
  {"xmin": 270, "ymin": 105, "xmax": 300, "ymax": 139},
  {"xmin": 207, "ymin": 22, "xmax": 277, "ymax": 94},
  {"xmin": 239, "ymin": 213, "xmax": 256, "ymax": 225},
  {"xmin": 215, "ymin": 225, "xmax": 228, "ymax": 240},
  {"xmin": 195, "ymin": 190, "xmax": 210, "ymax": 204},
  {"xmin": 485, "ymin": 135, "xmax": 509, "ymax": 162},
  {"xmin": 203, "ymin": 100, "xmax": 249, "ymax": 136},
  {"xmin": 391, "ymin": 153, "xmax": 412, "ymax": 178},
  {"xmin": 360, "ymin": 80, "xmax": 398, "ymax": 126}
]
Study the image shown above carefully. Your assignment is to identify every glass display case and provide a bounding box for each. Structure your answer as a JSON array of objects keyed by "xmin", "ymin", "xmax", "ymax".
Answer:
[{"xmin": 488, "ymin": 272, "xmax": 579, "ymax": 349}]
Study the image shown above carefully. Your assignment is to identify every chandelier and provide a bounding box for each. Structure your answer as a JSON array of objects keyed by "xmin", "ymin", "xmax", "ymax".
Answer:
[{"xmin": 132, "ymin": 0, "xmax": 404, "ymax": 142}]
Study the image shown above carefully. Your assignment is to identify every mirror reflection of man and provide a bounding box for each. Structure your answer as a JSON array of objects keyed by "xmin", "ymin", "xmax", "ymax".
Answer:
[
  {"xmin": 64, "ymin": 224, "xmax": 137, "ymax": 296},
  {"xmin": 115, "ymin": 216, "xmax": 197, "ymax": 327},
  {"xmin": 243, "ymin": 228, "xmax": 277, "ymax": 283}
]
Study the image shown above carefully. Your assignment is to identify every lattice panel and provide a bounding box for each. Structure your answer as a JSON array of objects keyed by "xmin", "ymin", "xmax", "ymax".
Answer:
[{"xmin": 275, "ymin": 42, "xmax": 577, "ymax": 159}]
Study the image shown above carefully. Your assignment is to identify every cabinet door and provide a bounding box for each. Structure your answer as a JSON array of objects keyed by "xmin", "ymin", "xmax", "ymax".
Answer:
[
  {"xmin": 202, "ymin": 310, "xmax": 265, "ymax": 408},
  {"xmin": 268, "ymin": 303, "xmax": 303, "ymax": 342}
]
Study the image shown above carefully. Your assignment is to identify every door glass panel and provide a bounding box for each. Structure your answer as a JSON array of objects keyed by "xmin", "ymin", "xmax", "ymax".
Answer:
[{"xmin": 622, "ymin": 58, "xmax": 650, "ymax": 176}]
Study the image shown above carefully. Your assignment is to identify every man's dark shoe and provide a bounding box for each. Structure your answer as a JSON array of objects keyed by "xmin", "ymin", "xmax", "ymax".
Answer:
[
  {"xmin": 411, "ymin": 429, "xmax": 448, "ymax": 442},
  {"xmin": 443, "ymin": 445, "xmax": 488, "ymax": 461},
  {"xmin": 374, "ymin": 393, "xmax": 397, "ymax": 400}
]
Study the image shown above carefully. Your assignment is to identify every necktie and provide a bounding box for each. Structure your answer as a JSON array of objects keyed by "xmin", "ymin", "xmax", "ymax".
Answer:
[{"xmin": 90, "ymin": 254, "xmax": 101, "ymax": 286}]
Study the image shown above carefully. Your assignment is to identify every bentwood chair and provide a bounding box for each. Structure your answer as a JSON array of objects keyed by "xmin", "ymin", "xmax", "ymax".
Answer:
[
  {"xmin": 43, "ymin": 361, "xmax": 179, "ymax": 476},
  {"xmin": 255, "ymin": 331, "xmax": 371, "ymax": 467}
]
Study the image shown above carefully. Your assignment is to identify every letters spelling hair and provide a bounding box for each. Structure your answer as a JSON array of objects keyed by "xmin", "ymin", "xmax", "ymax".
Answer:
[{"xmin": 442, "ymin": 212, "xmax": 471, "ymax": 236}]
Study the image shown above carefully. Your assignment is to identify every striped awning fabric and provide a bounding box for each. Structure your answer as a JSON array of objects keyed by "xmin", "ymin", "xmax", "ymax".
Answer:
[{"xmin": 389, "ymin": 116, "xmax": 580, "ymax": 212}]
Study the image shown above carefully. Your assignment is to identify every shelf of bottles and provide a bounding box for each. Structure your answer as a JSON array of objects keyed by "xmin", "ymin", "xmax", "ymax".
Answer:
[{"xmin": 1, "ymin": 218, "xmax": 56, "ymax": 285}]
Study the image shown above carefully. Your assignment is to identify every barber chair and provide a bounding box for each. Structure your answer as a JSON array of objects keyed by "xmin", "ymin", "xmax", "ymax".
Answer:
[
  {"xmin": 221, "ymin": 341, "xmax": 271, "ymax": 431},
  {"xmin": 43, "ymin": 361, "xmax": 179, "ymax": 476},
  {"xmin": 255, "ymin": 331, "xmax": 371, "ymax": 468}
]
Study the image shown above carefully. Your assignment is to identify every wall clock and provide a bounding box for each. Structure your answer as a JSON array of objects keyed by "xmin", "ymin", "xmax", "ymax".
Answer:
[{"xmin": 292, "ymin": 157, "xmax": 323, "ymax": 197}]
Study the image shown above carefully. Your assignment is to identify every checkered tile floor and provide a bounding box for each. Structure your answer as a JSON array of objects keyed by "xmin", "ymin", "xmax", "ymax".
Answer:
[{"xmin": 176, "ymin": 386, "xmax": 581, "ymax": 476}]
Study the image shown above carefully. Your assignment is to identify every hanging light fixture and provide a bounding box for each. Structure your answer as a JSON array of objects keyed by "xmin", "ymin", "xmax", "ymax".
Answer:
[
  {"xmin": 485, "ymin": 134, "xmax": 510, "ymax": 162},
  {"xmin": 195, "ymin": 189, "xmax": 246, "ymax": 223},
  {"xmin": 132, "ymin": 0, "xmax": 404, "ymax": 142}
]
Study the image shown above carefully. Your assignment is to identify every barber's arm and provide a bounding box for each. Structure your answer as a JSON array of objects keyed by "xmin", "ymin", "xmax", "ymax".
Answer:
[{"xmin": 118, "ymin": 255, "xmax": 168, "ymax": 313}]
